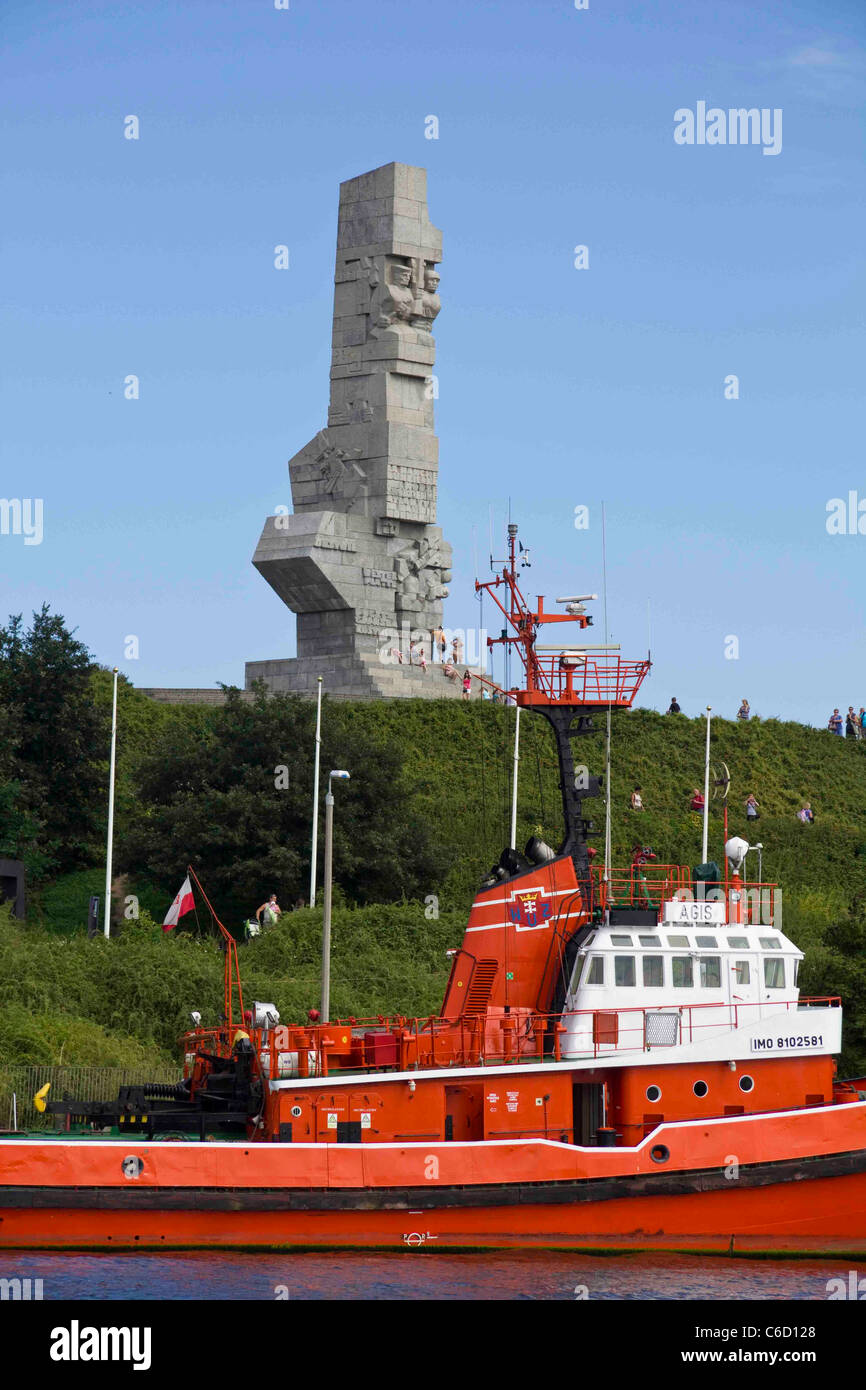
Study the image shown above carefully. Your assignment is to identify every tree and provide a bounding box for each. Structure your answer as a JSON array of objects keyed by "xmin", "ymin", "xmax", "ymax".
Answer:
[
  {"xmin": 120, "ymin": 686, "xmax": 448, "ymax": 924},
  {"xmin": 0, "ymin": 606, "xmax": 107, "ymax": 876}
]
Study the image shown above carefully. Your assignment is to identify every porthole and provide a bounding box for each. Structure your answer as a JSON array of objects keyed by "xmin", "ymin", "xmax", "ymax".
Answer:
[
  {"xmin": 650, "ymin": 1143, "xmax": 670, "ymax": 1164},
  {"xmin": 645, "ymin": 1085, "xmax": 662, "ymax": 1103},
  {"xmin": 738, "ymin": 1075, "xmax": 755, "ymax": 1094},
  {"xmin": 693, "ymin": 1080, "xmax": 708, "ymax": 1098}
]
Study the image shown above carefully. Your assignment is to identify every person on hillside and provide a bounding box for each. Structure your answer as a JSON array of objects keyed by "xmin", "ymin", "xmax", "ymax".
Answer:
[
  {"xmin": 432, "ymin": 626, "xmax": 447, "ymax": 661},
  {"xmin": 451, "ymin": 635, "xmax": 464, "ymax": 666},
  {"xmin": 667, "ymin": 697, "xmax": 681, "ymax": 714},
  {"xmin": 860, "ymin": 707, "xmax": 866, "ymax": 738},
  {"xmin": 737, "ymin": 699, "xmax": 751, "ymax": 721},
  {"xmin": 481, "ymin": 686, "xmax": 491, "ymax": 701},
  {"xmin": 491, "ymin": 687, "xmax": 501, "ymax": 704},
  {"xmin": 797, "ymin": 802, "xmax": 814, "ymax": 825},
  {"xmin": 745, "ymin": 793, "xmax": 760, "ymax": 823},
  {"xmin": 690, "ymin": 788, "xmax": 705, "ymax": 813},
  {"xmin": 846, "ymin": 706, "xmax": 859, "ymax": 739},
  {"xmin": 630, "ymin": 786, "xmax": 644, "ymax": 810},
  {"xmin": 442, "ymin": 661, "xmax": 458, "ymax": 683},
  {"xmin": 828, "ymin": 708, "xmax": 843, "ymax": 736},
  {"xmin": 461, "ymin": 670, "xmax": 472, "ymax": 700},
  {"xmin": 256, "ymin": 894, "xmax": 282, "ymax": 928}
]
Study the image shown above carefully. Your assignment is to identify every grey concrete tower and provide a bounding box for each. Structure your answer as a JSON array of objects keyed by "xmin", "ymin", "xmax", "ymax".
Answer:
[{"xmin": 246, "ymin": 162, "xmax": 457, "ymax": 699}]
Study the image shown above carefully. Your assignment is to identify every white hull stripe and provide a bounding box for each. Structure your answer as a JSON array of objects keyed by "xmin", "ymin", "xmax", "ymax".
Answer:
[
  {"xmin": 466, "ymin": 909, "xmax": 586, "ymax": 933},
  {"xmin": 471, "ymin": 886, "xmax": 584, "ymax": 909},
  {"xmin": 0, "ymin": 1101, "xmax": 862, "ymax": 1158}
]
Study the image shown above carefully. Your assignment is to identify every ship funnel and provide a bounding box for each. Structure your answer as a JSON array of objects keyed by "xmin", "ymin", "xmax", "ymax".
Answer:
[{"xmin": 525, "ymin": 835, "xmax": 556, "ymax": 865}]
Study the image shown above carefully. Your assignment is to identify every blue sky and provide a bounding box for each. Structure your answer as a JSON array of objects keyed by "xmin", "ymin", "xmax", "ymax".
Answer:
[{"xmin": 2, "ymin": 0, "xmax": 863, "ymax": 723}]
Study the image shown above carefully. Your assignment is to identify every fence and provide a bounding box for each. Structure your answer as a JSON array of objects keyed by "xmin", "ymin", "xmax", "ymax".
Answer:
[{"xmin": 0, "ymin": 1064, "xmax": 182, "ymax": 1132}]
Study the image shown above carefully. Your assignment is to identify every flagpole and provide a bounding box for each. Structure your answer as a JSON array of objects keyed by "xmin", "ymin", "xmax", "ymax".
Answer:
[
  {"xmin": 104, "ymin": 667, "xmax": 118, "ymax": 938},
  {"xmin": 509, "ymin": 705, "xmax": 521, "ymax": 850},
  {"xmin": 702, "ymin": 706, "xmax": 712, "ymax": 864},
  {"xmin": 309, "ymin": 676, "xmax": 323, "ymax": 907},
  {"xmin": 602, "ymin": 502, "xmax": 612, "ymax": 920}
]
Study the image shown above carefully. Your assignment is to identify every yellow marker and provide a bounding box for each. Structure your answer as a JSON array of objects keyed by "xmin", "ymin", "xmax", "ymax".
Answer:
[{"xmin": 34, "ymin": 1082, "xmax": 51, "ymax": 1113}]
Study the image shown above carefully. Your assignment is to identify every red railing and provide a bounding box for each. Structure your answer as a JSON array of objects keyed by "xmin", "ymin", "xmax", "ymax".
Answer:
[
  {"xmin": 586, "ymin": 866, "xmax": 779, "ymax": 927},
  {"xmin": 517, "ymin": 654, "xmax": 651, "ymax": 707},
  {"xmin": 562, "ymin": 996, "xmax": 840, "ymax": 1058},
  {"xmin": 240, "ymin": 997, "xmax": 841, "ymax": 1078}
]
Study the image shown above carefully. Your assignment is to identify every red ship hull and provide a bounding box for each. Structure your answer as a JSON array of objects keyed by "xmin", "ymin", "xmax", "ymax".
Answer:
[{"xmin": 4, "ymin": 1100, "xmax": 866, "ymax": 1255}]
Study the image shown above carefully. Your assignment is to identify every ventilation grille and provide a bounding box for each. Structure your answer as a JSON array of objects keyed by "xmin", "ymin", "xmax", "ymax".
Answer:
[
  {"xmin": 464, "ymin": 960, "xmax": 498, "ymax": 1015},
  {"xmin": 644, "ymin": 1011, "xmax": 681, "ymax": 1047}
]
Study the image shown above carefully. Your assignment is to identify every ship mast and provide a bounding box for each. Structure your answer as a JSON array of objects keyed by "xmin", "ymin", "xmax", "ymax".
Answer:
[{"xmin": 477, "ymin": 523, "xmax": 650, "ymax": 894}]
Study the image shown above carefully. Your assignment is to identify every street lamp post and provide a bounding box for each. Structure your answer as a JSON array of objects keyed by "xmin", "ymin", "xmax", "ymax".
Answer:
[
  {"xmin": 310, "ymin": 676, "xmax": 323, "ymax": 907},
  {"xmin": 104, "ymin": 667, "xmax": 119, "ymax": 938},
  {"xmin": 321, "ymin": 770, "xmax": 350, "ymax": 1022}
]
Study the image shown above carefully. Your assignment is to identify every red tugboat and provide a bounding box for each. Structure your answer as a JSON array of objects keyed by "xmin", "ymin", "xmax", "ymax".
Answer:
[{"xmin": 2, "ymin": 526, "xmax": 866, "ymax": 1255}]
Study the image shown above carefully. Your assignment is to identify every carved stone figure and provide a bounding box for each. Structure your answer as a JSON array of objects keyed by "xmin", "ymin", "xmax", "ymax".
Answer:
[
  {"xmin": 395, "ymin": 535, "xmax": 451, "ymax": 617},
  {"xmin": 413, "ymin": 265, "xmax": 441, "ymax": 332},
  {"xmin": 371, "ymin": 260, "xmax": 416, "ymax": 336},
  {"xmin": 314, "ymin": 434, "xmax": 366, "ymax": 505}
]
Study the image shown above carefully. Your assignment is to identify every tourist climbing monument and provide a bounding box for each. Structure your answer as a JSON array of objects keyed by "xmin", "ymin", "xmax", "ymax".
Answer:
[{"xmin": 245, "ymin": 162, "xmax": 459, "ymax": 700}]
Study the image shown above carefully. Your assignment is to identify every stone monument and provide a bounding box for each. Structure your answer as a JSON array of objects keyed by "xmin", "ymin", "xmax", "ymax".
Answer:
[{"xmin": 246, "ymin": 162, "xmax": 458, "ymax": 700}]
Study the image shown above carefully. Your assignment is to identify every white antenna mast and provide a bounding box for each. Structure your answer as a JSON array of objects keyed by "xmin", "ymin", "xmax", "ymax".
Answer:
[{"xmin": 602, "ymin": 504, "xmax": 612, "ymax": 902}]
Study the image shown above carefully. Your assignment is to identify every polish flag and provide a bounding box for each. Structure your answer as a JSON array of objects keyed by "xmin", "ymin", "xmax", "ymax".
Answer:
[{"xmin": 163, "ymin": 876, "xmax": 195, "ymax": 932}]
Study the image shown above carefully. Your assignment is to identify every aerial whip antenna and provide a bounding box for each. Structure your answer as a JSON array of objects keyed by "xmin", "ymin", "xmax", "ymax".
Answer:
[{"xmin": 602, "ymin": 503, "xmax": 612, "ymax": 903}]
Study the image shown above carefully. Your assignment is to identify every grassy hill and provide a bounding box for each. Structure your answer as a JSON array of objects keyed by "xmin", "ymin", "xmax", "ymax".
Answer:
[{"xmin": 8, "ymin": 695, "xmax": 866, "ymax": 1076}]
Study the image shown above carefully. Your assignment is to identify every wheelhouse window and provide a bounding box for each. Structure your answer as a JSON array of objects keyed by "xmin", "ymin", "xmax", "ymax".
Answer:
[
  {"xmin": 760, "ymin": 937, "xmax": 781, "ymax": 949},
  {"xmin": 695, "ymin": 935, "xmax": 718, "ymax": 948},
  {"xmin": 672, "ymin": 956, "xmax": 693, "ymax": 987},
  {"xmin": 642, "ymin": 955, "xmax": 664, "ymax": 987},
  {"xmin": 699, "ymin": 956, "xmax": 721, "ymax": 988},
  {"xmin": 727, "ymin": 936, "xmax": 749, "ymax": 948},
  {"xmin": 733, "ymin": 960, "xmax": 750, "ymax": 984},
  {"xmin": 639, "ymin": 935, "xmax": 661, "ymax": 947},
  {"xmin": 614, "ymin": 955, "xmax": 636, "ymax": 987},
  {"xmin": 667, "ymin": 935, "xmax": 690, "ymax": 948},
  {"xmin": 611, "ymin": 935, "xmax": 633, "ymax": 946},
  {"xmin": 764, "ymin": 958, "xmax": 785, "ymax": 989},
  {"xmin": 794, "ymin": 960, "xmax": 800, "ymax": 986},
  {"xmin": 584, "ymin": 956, "xmax": 605, "ymax": 985}
]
